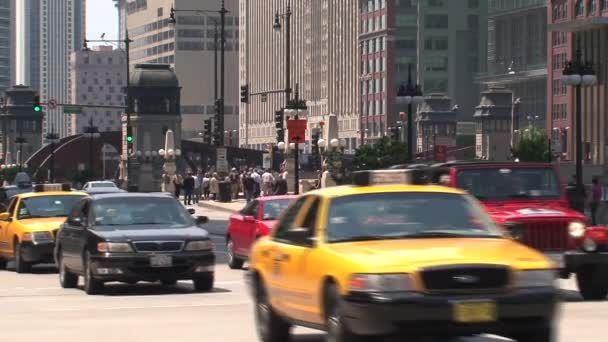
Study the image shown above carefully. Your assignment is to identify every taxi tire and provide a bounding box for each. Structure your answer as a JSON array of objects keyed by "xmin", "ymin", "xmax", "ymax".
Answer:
[
  {"xmin": 58, "ymin": 251, "xmax": 78, "ymax": 289},
  {"xmin": 193, "ymin": 273, "xmax": 214, "ymax": 292},
  {"xmin": 227, "ymin": 238, "xmax": 244, "ymax": 270},
  {"xmin": 511, "ymin": 321, "xmax": 554, "ymax": 342},
  {"xmin": 254, "ymin": 279, "xmax": 291, "ymax": 342},
  {"xmin": 325, "ymin": 284, "xmax": 377, "ymax": 342},
  {"xmin": 576, "ymin": 265, "xmax": 608, "ymax": 300},
  {"xmin": 14, "ymin": 242, "xmax": 31, "ymax": 273},
  {"xmin": 83, "ymin": 252, "xmax": 104, "ymax": 295},
  {"xmin": 0, "ymin": 258, "xmax": 6, "ymax": 270},
  {"xmin": 161, "ymin": 279, "xmax": 177, "ymax": 286}
]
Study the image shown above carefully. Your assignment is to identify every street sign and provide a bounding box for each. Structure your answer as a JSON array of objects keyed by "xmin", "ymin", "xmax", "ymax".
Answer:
[
  {"xmin": 434, "ymin": 145, "xmax": 448, "ymax": 162},
  {"xmin": 63, "ymin": 105, "xmax": 82, "ymax": 114},
  {"xmin": 48, "ymin": 99, "xmax": 57, "ymax": 109},
  {"xmin": 287, "ymin": 118, "xmax": 307, "ymax": 144},
  {"xmin": 216, "ymin": 147, "xmax": 228, "ymax": 173},
  {"xmin": 261, "ymin": 93, "xmax": 268, "ymax": 103}
]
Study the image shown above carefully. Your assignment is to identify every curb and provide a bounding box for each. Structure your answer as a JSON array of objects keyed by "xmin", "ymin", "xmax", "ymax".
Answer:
[{"xmin": 197, "ymin": 201, "xmax": 242, "ymax": 214}]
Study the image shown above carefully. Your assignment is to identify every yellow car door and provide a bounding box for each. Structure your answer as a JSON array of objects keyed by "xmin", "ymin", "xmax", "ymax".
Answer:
[{"xmin": 0, "ymin": 197, "xmax": 18, "ymax": 257}]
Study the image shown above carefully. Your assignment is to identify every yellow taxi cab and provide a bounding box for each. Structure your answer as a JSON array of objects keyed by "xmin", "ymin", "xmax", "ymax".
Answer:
[
  {"xmin": 0, "ymin": 184, "xmax": 87, "ymax": 273},
  {"xmin": 247, "ymin": 169, "xmax": 559, "ymax": 342}
]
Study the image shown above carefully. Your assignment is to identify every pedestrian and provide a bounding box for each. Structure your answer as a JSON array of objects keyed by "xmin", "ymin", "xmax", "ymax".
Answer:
[
  {"xmin": 173, "ymin": 173, "xmax": 183, "ymax": 199},
  {"xmin": 229, "ymin": 168, "xmax": 240, "ymax": 200},
  {"xmin": 273, "ymin": 176, "xmax": 288, "ymax": 195},
  {"xmin": 251, "ymin": 169, "xmax": 262, "ymax": 198},
  {"xmin": 194, "ymin": 170, "xmax": 202, "ymax": 203},
  {"xmin": 243, "ymin": 172, "xmax": 255, "ymax": 203},
  {"xmin": 262, "ymin": 168, "xmax": 275, "ymax": 196},
  {"xmin": 590, "ymin": 177, "xmax": 603, "ymax": 225},
  {"xmin": 183, "ymin": 171, "xmax": 195, "ymax": 205},
  {"xmin": 210, "ymin": 173, "xmax": 219, "ymax": 201},
  {"xmin": 202, "ymin": 173, "xmax": 211, "ymax": 200}
]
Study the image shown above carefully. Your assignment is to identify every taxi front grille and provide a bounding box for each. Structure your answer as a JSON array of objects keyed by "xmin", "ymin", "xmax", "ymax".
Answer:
[
  {"xmin": 133, "ymin": 241, "xmax": 184, "ymax": 253},
  {"xmin": 420, "ymin": 265, "xmax": 509, "ymax": 293},
  {"xmin": 520, "ymin": 221, "xmax": 570, "ymax": 251}
]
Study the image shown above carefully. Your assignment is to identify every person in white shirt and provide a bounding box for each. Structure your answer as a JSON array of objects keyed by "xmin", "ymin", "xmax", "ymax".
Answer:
[
  {"xmin": 193, "ymin": 170, "xmax": 202, "ymax": 203},
  {"xmin": 261, "ymin": 169, "xmax": 275, "ymax": 196}
]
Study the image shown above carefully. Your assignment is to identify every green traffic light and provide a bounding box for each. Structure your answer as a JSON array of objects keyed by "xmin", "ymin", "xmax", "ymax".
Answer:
[
  {"xmin": 127, "ymin": 136, "xmax": 133, "ymax": 142},
  {"xmin": 34, "ymin": 106, "xmax": 41, "ymax": 112}
]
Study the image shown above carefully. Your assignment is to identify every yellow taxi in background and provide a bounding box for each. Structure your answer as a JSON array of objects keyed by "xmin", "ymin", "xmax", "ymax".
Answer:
[
  {"xmin": 0, "ymin": 184, "xmax": 87, "ymax": 273},
  {"xmin": 247, "ymin": 170, "xmax": 559, "ymax": 342}
]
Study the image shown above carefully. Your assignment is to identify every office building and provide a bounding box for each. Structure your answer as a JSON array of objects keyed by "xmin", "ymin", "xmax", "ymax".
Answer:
[
  {"xmin": 240, "ymin": 0, "xmax": 360, "ymax": 152},
  {"xmin": 360, "ymin": 0, "xmax": 487, "ymax": 146},
  {"xmin": 70, "ymin": 46, "xmax": 127, "ymax": 135},
  {"xmin": 0, "ymin": 0, "xmax": 9, "ymax": 94},
  {"xmin": 126, "ymin": 0, "xmax": 240, "ymax": 140},
  {"xmin": 548, "ymin": 0, "xmax": 608, "ymax": 165},
  {"xmin": 475, "ymin": 0, "xmax": 547, "ymax": 132}
]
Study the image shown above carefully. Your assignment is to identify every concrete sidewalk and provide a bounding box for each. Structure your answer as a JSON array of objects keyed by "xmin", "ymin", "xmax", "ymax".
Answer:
[{"xmin": 197, "ymin": 199, "xmax": 247, "ymax": 213}]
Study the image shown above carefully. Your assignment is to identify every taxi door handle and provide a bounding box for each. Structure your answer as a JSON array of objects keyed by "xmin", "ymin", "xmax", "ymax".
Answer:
[{"xmin": 274, "ymin": 253, "xmax": 289, "ymax": 262}]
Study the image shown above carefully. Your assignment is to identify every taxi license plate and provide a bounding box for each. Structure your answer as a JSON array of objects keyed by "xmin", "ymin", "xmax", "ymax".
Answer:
[
  {"xmin": 150, "ymin": 255, "xmax": 172, "ymax": 267},
  {"xmin": 453, "ymin": 301, "xmax": 497, "ymax": 323}
]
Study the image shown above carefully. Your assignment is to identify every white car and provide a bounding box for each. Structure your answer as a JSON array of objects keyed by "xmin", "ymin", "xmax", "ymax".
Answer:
[{"xmin": 82, "ymin": 181, "xmax": 123, "ymax": 193}]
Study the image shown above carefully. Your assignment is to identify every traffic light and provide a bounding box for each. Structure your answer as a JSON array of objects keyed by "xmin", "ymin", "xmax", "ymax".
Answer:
[
  {"xmin": 126, "ymin": 125, "xmax": 133, "ymax": 143},
  {"xmin": 203, "ymin": 119, "xmax": 212, "ymax": 144},
  {"xmin": 240, "ymin": 84, "xmax": 249, "ymax": 103},
  {"xmin": 33, "ymin": 96, "xmax": 41, "ymax": 112},
  {"xmin": 275, "ymin": 110, "xmax": 284, "ymax": 142}
]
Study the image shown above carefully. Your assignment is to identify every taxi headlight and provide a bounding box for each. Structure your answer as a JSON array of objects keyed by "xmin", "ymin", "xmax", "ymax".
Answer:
[
  {"xmin": 515, "ymin": 270, "xmax": 556, "ymax": 288},
  {"xmin": 568, "ymin": 221, "xmax": 586, "ymax": 238},
  {"xmin": 349, "ymin": 273, "xmax": 414, "ymax": 292},
  {"xmin": 185, "ymin": 240, "xmax": 214, "ymax": 251},
  {"xmin": 97, "ymin": 242, "xmax": 133, "ymax": 253},
  {"xmin": 22, "ymin": 232, "xmax": 53, "ymax": 242}
]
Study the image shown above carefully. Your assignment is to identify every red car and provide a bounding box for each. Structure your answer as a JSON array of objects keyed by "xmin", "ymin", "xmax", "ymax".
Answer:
[{"xmin": 226, "ymin": 195, "xmax": 296, "ymax": 269}]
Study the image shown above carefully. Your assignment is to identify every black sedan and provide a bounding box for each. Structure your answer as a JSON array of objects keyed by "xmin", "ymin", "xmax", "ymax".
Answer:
[{"xmin": 54, "ymin": 193, "xmax": 214, "ymax": 295}]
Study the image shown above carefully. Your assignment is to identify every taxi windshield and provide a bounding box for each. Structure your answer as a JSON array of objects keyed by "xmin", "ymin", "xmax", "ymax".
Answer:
[
  {"xmin": 456, "ymin": 167, "xmax": 561, "ymax": 200},
  {"xmin": 17, "ymin": 195, "xmax": 85, "ymax": 219},
  {"xmin": 91, "ymin": 197, "xmax": 193, "ymax": 228},
  {"xmin": 325, "ymin": 192, "xmax": 502, "ymax": 243}
]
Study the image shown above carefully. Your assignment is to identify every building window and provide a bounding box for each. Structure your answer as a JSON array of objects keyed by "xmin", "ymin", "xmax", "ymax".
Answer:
[
  {"xmin": 425, "ymin": 15, "xmax": 448, "ymax": 29},
  {"xmin": 603, "ymin": 0, "xmax": 608, "ymax": 11},
  {"xmin": 575, "ymin": 0, "xmax": 584, "ymax": 16},
  {"xmin": 468, "ymin": 0, "xmax": 479, "ymax": 8},
  {"xmin": 590, "ymin": 0, "xmax": 597, "ymax": 13}
]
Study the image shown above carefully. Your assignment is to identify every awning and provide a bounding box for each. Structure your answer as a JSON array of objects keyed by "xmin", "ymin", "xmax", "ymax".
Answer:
[{"xmin": 549, "ymin": 17, "xmax": 608, "ymax": 32}]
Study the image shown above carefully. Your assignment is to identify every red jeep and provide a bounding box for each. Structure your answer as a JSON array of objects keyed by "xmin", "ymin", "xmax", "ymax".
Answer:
[{"xmin": 398, "ymin": 161, "xmax": 608, "ymax": 300}]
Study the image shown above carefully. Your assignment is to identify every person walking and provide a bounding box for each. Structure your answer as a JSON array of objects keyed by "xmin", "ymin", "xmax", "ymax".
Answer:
[
  {"xmin": 229, "ymin": 168, "xmax": 240, "ymax": 199},
  {"xmin": 210, "ymin": 173, "xmax": 219, "ymax": 201},
  {"xmin": 202, "ymin": 173, "xmax": 211, "ymax": 200},
  {"xmin": 182, "ymin": 171, "xmax": 195, "ymax": 205},
  {"xmin": 173, "ymin": 173, "xmax": 183, "ymax": 199},
  {"xmin": 194, "ymin": 170, "xmax": 202, "ymax": 203},
  {"xmin": 243, "ymin": 172, "xmax": 255, "ymax": 203},
  {"xmin": 261, "ymin": 169, "xmax": 275, "ymax": 196},
  {"xmin": 273, "ymin": 176, "xmax": 288, "ymax": 195},
  {"xmin": 251, "ymin": 169, "xmax": 262, "ymax": 198},
  {"xmin": 590, "ymin": 177, "xmax": 603, "ymax": 225}
]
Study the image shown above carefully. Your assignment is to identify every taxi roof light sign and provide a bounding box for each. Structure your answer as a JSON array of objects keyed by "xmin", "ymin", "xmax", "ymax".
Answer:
[
  {"xmin": 353, "ymin": 169, "xmax": 431, "ymax": 186},
  {"xmin": 33, "ymin": 183, "xmax": 71, "ymax": 192}
]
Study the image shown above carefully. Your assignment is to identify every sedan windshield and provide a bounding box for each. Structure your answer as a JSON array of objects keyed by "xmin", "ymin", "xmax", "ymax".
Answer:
[
  {"xmin": 91, "ymin": 197, "xmax": 193, "ymax": 228},
  {"xmin": 326, "ymin": 192, "xmax": 502, "ymax": 243},
  {"xmin": 262, "ymin": 199, "xmax": 292, "ymax": 220},
  {"xmin": 456, "ymin": 167, "xmax": 561, "ymax": 200},
  {"xmin": 17, "ymin": 195, "xmax": 86, "ymax": 219}
]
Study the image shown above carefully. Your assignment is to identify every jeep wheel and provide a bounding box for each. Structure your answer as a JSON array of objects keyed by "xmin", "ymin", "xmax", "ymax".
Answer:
[
  {"xmin": 511, "ymin": 321, "xmax": 554, "ymax": 342},
  {"xmin": 576, "ymin": 265, "xmax": 608, "ymax": 300},
  {"xmin": 14, "ymin": 242, "xmax": 31, "ymax": 273},
  {"xmin": 83, "ymin": 252, "xmax": 104, "ymax": 295},
  {"xmin": 227, "ymin": 238, "xmax": 244, "ymax": 270},
  {"xmin": 58, "ymin": 251, "xmax": 78, "ymax": 288},
  {"xmin": 254, "ymin": 278, "xmax": 291, "ymax": 342},
  {"xmin": 325, "ymin": 284, "xmax": 379, "ymax": 342}
]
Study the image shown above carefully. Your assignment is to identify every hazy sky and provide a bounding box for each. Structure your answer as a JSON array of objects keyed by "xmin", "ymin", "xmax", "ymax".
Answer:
[{"xmin": 86, "ymin": 0, "xmax": 118, "ymax": 43}]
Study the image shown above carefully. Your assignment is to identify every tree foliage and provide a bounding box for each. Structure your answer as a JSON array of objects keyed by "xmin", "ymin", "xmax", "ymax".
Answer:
[
  {"xmin": 513, "ymin": 126, "xmax": 552, "ymax": 162},
  {"xmin": 0, "ymin": 166, "xmax": 19, "ymax": 184},
  {"xmin": 352, "ymin": 137, "xmax": 408, "ymax": 171}
]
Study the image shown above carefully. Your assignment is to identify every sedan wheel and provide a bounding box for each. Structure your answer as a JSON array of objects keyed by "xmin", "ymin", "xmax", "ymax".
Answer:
[
  {"xmin": 83, "ymin": 252, "xmax": 104, "ymax": 295},
  {"xmin": 14, "ymin": 242, "xmax": 31, "ymax": 274},
  {"xmin": 227, "ymin": 238, "xmax": 244, "ymax": 270},
  {"xmin": 58, "ymin": 251, "xmax": 78, "ymax": 288}
]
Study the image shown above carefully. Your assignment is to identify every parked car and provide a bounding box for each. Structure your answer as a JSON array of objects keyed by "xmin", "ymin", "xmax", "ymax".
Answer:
[
  {"xmin": 82, "ymin": 181, "xmax": 119, "ymax": 191},
  {"xmin": 54, "ymin": 193, "xmax": 214, "ymax": 295},
  {"xmin": 226, "ymin": 195, "xmax": 296, "ymax": 269}
]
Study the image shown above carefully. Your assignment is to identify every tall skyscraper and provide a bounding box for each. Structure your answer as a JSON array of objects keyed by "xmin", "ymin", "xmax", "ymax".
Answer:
[
  {"xmin": 0, "ymin": 0, "xmax": 10, "ymax": 94},
  {"xmin": 126, "ymin": 0, "xmax": 240, "ymax": 140},
  {"xmin": 239, "ymin": 0, "xmax": 360, "ymax": 152}
]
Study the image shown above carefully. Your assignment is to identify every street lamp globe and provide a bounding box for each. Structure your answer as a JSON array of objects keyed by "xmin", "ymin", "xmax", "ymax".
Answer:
[
  {"xmin": 168, "ymin": 149, "xmax": 175, "ymax": 156},
  {"xmin": 136, "ymin": 150, "xmax": 142, "ymax": 157},
  {"xmin": 277, "ymin": 141, "xmax": 286, "ymax": 150},
  {"xmin": 151, "ymin": 150, "xmax": 158, "ymax": 157},
  {"xmin": 318, "ymin": 139, "xmax": 326, "ymax": 148},
  {"xmin": 158, "ymin": 149, "xmax": 166, "ymax": 156},
  {"xmin": 582, "ymin": 74, "xmax": 597, "ymax": 86},
  {"xmin": 289, "ymin": 142, "xmax": 296, "ymax": 150},
  {"xmin": 175, "ymin": 149, "xmax": 181, "ymax": 156},
  {"xmin": 144, "ymin": 151, "xmax": 151, "ymax": 158},
  {"xmin": 330, "ymin": 138, "xmax": 340, "ymax": 148},
  {"xmin": 567, "ymin": 74, "xmax": 582, "ymax": 86}
]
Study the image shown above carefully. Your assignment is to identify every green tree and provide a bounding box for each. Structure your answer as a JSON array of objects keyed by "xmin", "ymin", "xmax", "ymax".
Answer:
[
  {"xmin": 513, "ymin": 126, "xmax": 552, "ymax": 162},
  {"xmin": 352, "ymin": 137, "xmax": 408, "ymax": 171},
  {"xmin": 0, "ymin": 166, "xmax": 19, "ymax": 184}
]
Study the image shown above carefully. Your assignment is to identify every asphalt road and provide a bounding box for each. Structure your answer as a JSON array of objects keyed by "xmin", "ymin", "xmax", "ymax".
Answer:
[{"xmin": 0, "ymin": 206, "xmax": 605, "ymax": 342}]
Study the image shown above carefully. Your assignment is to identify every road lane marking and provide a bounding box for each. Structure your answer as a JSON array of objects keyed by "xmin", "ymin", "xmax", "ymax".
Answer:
[
  {"xmin": 40, "ymin": 301, "xmax": 251, "ymax": 312},
  {"xmin": 0, "ymin": 280, "xmax": 245, "ymax": 292}
]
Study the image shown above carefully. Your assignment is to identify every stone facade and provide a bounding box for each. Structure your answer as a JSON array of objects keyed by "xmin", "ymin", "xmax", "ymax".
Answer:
[
  {"xmin": 416, "ymin": 94, "xmax": 458, "ymax": 157},
  {"xmin": 474, "ymin": 86, "xmax": 514, "ymax": 161}
]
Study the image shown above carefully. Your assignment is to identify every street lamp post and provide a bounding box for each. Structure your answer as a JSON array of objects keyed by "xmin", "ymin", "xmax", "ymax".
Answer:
[
  {"xmin": 273, "ymin": 0, "xmax": 293, "ymax": 109},
  {"xmin": 561, "ymin": 43, "xmax": 597, "ymax": 212},
  {"xmin": 170, "ymin": 1, "xmax": 228, "ymax": 147},
  {"xmin": 84, "ymin": 31, "xmax": 133, "ymax": 186},
  {"xmin": 45, "ymin": 130, "xmax": 60, "ymax": 182},
  {"xmin": 84, "ymin": 118, "xmax": 101, "ymax": 181},
  {"xmin": 396, "ymin": 64, "xmax": 424, "ymax": 162},
  {"xmin": 15, "ymin": 136, "xmax": 27, "ymax": 172}
]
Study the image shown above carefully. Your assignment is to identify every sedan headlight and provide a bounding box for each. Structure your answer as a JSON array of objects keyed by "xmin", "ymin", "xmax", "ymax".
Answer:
[
  {"xmin": 97, "ymin": 242, "xmax": 133, "ymax": 253},
  {"xmin": 185, "ymin": 240, "xmax": 214, "ymax": 251},
  {"xmin": 21, "ymin": 232, "xmax": 53, "ymax": 242},
  {"xmin": 349, "ymin": 273, "xmax": 415, "ymax": 292},
  {"xmin": 568, "ymin": 221, "xmax": 586, "ymax": 238},
  {"xmin": 515, "ymin": 270, "xmax": 556, "ymax": 288}
]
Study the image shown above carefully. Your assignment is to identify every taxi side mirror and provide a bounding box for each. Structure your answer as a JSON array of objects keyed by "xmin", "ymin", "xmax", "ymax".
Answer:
[
  {"xmin": 286, "ymin": 227, "xmax": 315, "ymax": 247},
  {"xmin": 0, "ymin": 212, "xmax": 11, "ymax": 222},
  {"xmin": 502, "ymin": 223, "xmax": 525, "ymax": 242}
]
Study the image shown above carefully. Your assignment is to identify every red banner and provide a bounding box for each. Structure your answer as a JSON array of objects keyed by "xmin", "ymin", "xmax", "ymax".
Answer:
[
  {"xmin": 434, "ymin": 145, "xmax": 447, "ymax": 162},
  {"xmin": 287, "ymin": 119, "xmax": 307, "ymax": 143}
]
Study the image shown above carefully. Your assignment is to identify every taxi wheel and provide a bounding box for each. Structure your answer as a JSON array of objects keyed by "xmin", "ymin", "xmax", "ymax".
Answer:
[
  {"xmin": 14, "ymin": 242, "xmax": 31, "ymax": 273},
  {"xmin": 511, "ymin": 321, "xmax": 554, "ymax": 342},
  {"xmin": 325, "ymin": 284, "xmax": 376, "ymax": 342},
  {"xmin": 161, "ymin": 279, "xmax": 177, "ymax": 286},
  {"xmin": 83, "ymin": 252, "xmax": 104, "ymax": 295},
  {"xmin": 254, "ymin": 279, "xmax": 291, "ymax": 342},
  {"xmin": 58, "ymin": 251, "xmax": 78, "ymax": 289},
  {"xmin": 576, "ymin": 265, "xmax": 608, "ymax": 300},
  {"xmin": 0, "ymin": 258, "xmax": 6, "ymax": 270},
  {"xmin": 193, "ymin": 273, "xmax": 214, "ymax": 292},
  {"xmin": 227, "ymin": 238, "xmax": 244, "ymax": 270}
]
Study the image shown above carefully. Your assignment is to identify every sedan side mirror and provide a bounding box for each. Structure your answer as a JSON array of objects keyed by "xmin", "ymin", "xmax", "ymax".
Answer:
[
  {"xmin": 0, "ymin": 212, "xmax": 11, "ymax": 222},
  {"xmin": 196, "ymin": 216, "xmax": 209, "ymax": 225},
  {"xmin": 188, "ymin": 208, "xmax": 196, "ymax": 215},
  {"xmin": 243, "ymin": 215, "xmax": 256, "ymax": 223}
]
